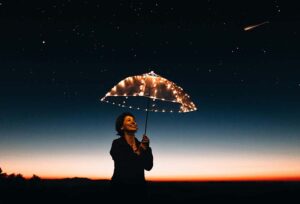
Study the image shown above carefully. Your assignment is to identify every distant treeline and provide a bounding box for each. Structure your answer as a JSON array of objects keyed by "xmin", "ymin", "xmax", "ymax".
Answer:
[
  {"xmin": 1, "ymin": 167, "xmax": 299, "ymax": 204},
  {"xmin": 0, "ymin": 167, "xmax": 110, "ymax": 204},
  {"xmin": 0, "ymin": 167, "xmax": 41, "ymax": 183}
]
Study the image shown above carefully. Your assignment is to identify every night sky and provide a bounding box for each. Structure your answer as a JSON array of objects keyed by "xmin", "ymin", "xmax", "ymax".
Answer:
[{"xmin": 1, "ymin": 0, "xmax": 300, "ymax": 180}]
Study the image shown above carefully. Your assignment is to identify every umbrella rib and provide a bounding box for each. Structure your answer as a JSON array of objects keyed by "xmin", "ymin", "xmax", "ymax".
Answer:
[{"xmin": 102, "ymin": 95, "xmax": 184, "ymax": 104}]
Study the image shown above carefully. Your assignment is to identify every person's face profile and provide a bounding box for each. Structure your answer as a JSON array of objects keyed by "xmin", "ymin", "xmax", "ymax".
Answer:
[{"xmin": 121, "ymin": 115, "xmax": 138, "ymax": 134}]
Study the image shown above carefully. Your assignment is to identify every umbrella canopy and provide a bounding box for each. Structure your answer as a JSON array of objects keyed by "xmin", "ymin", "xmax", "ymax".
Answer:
[{"xmin": 100, "ymin": 71, "xmax": 197, "ymax": 113}]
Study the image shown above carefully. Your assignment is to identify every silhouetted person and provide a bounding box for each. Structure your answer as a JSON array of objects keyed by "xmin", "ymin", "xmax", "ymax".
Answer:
[{"xmin": 110, "ymin": 112, "xmax": 153, "ymax": 202}]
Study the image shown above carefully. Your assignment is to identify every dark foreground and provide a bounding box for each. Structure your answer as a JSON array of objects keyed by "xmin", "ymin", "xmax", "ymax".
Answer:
[{"xmin": 1, "ymin": 179, "xmax": 299, "ymax": 204}]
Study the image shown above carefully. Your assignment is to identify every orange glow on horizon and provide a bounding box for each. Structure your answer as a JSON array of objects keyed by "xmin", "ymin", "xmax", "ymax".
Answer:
[
  {"xmin": 8, "ymin": 168, "xmax": 300, "ymax": 182},
  {"xmin": 23, "ymin": 175, "xmax": 300, "ymax": 182},
  {"xmin": 146, "ymin": 175, "xmax": 300, "ymax": 182},
  {"xmin": 2, "ymin": 147, "xmax": 300, "ymax": 182}
]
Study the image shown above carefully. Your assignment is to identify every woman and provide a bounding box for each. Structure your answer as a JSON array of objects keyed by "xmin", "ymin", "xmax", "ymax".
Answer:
[{"xmin": 110, "ymin": 112, "xmax": 153, "ymax": 201}]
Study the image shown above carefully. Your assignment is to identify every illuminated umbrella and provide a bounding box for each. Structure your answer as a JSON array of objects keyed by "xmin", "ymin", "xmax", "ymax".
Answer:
[{"xmin": 100, "ymin": 71, "xmax": 197, "ymax": 134}]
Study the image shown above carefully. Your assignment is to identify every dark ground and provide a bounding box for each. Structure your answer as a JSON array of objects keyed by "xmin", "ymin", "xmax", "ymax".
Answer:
[{"xmin": 1, "ymin": 179, "xmax": 299, "ymax": 204}]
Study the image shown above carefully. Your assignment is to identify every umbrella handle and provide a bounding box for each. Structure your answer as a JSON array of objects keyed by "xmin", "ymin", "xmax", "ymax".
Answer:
[
  {"xmin": 144, "ymin": 97, "xmax": 150, "ymax": 135},
  {"xmin": 144, "ymin": 109, "xmax": 149, "ymax": 135}
]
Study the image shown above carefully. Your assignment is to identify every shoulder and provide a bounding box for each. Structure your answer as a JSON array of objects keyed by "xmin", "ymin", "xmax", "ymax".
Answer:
[
  {"xmin": 110, "ymin": 137, "xmax": 123, "ymax": 153},
  {"xmin": 112, "ymin": 137, "xmax": 124, "ymax": 145}
]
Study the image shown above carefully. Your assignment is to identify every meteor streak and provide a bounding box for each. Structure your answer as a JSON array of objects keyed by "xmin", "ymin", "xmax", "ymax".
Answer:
[{"xmin": 244, "ymin": 21, "xmax": 269, "ymax": 31}]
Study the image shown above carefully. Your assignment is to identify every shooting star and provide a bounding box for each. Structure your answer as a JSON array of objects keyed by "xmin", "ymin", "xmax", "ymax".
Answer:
[{"xmin": 244, "ymin": 21, "xmax": 270, "ymax": 31}]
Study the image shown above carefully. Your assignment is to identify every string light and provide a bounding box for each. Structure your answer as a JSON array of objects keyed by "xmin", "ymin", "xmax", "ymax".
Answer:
[
  {"xmin": 101, "ymin": 71, "xmax": 197, "ymax": 113},
  {"xmin": 119, "ymin": 80, "xmax": 125, "ymax": 87}
]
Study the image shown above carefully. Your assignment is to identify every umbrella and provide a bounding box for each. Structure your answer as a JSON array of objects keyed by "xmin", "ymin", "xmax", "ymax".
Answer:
[{"xmin": 100, "ymin": 71, "xmax": 197, "ymax": 134}]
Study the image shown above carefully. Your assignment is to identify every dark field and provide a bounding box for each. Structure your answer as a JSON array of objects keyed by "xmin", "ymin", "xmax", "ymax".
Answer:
[{"xmin": 1, "ymin": 179, "xmax": 299, "ymax": 203}]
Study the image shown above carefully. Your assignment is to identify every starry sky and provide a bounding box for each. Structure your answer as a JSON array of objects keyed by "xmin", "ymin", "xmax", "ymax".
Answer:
[{"xmin": 1, "ymin": 0, "xmax": 300, "ymax": 180}]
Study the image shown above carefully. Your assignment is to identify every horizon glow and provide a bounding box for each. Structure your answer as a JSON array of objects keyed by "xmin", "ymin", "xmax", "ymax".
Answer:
[{"xmin": 1, "ymin": 113, "xmax": 300, "ymax": 181}]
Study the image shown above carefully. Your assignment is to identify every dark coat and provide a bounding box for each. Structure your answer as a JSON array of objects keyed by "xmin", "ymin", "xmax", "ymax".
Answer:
[
  {"xmin": 109, "ymin": 136, "xmax": 153, "ymax": 201},
  {"xmin": 110, "ymin": 136, "xmax": 153, "ymax": 185}
]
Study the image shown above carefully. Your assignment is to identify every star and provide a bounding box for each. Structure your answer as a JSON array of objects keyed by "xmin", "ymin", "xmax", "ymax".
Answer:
[
  {"xmin": 262, "ymin": 49, "xmax": 267, "ymax": 54},
  {"xmin": 100, "ymin": 69, "xmax": 108, "ymax": 73},
  {"xmin": 231, "ymin": 46, "xmax": 240, "ymax": 53},
  {"xmin": 42, "ymin": 40, "xmax": 46, "ymax": 44}
]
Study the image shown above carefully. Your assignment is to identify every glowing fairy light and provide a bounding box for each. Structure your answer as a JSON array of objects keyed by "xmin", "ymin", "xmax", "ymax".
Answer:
[
  {"xmin": 119, "ymin": 80, "xmax": 125, "ymax": 87},
  {"xmin": 100, "ymin": 71, "xmax": 197, "ymax": 113}
]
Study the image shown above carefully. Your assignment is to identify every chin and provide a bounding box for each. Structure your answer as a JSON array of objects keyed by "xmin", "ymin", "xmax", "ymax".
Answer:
[{"xmin": 128, "ymin": 129, "xmax": 137, "ymax": 133}]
